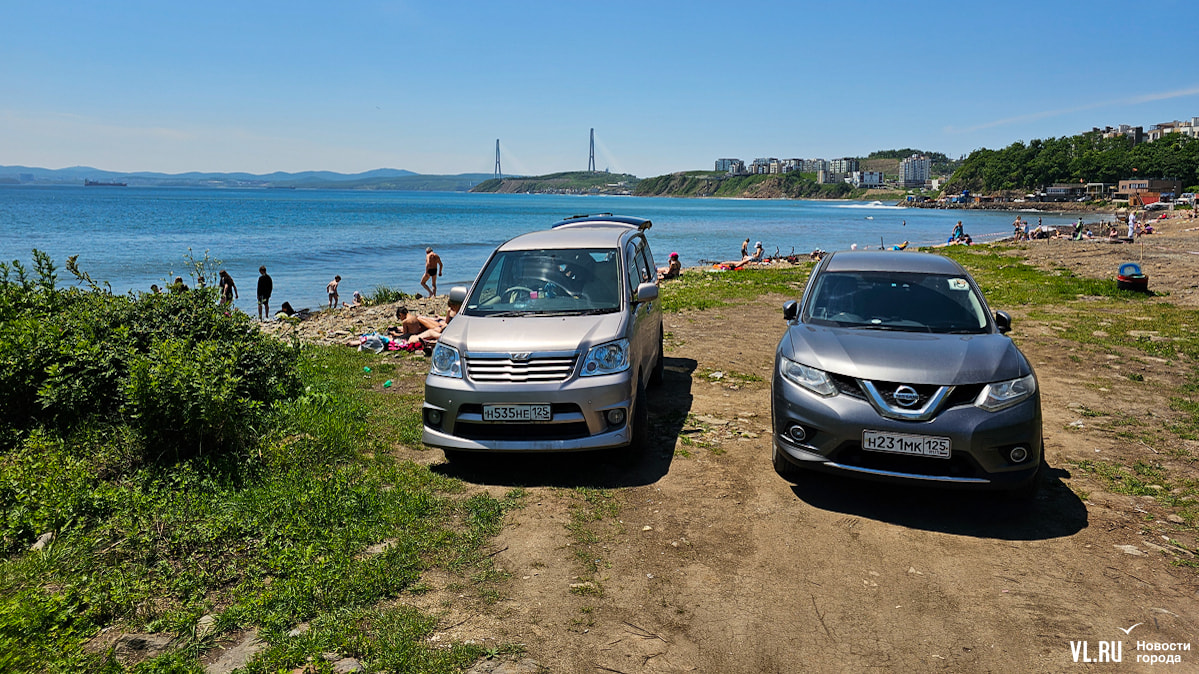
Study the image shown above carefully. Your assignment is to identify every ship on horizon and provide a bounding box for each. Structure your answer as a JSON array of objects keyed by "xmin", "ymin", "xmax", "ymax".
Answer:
[{"xmin": 84, "ymin": 179, "xmax": 127, "ymax": 187}]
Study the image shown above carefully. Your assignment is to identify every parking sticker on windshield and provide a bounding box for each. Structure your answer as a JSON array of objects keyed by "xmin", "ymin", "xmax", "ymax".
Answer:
[{"xmin": 948, "ymin": 278, "xmax": 970, "ymax": 291}]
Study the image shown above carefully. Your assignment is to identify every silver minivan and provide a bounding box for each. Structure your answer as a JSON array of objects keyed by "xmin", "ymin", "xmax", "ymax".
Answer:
[{"xmin": 422, "ymin": 214, "xmax": 663, "ymax": 461}]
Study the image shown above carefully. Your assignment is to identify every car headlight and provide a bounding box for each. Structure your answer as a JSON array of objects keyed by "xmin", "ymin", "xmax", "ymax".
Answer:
[
  {"xmin": 976, "ymin": 373, "xmax": 1037, "ymax": 411},
  {"xmin": 780, "ymin": 356, "xmax": 837, "ymax": 397},
  {"xmin": 581, "ymin": 339, "xmax": 629, "ymax": 376},
  {"xmin": 430, "ymin": 343, "xmax": 462, "ymax": 379}
]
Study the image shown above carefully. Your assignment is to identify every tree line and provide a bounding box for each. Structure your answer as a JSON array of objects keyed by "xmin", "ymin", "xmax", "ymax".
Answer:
[{"xmin": 943, "ymin": 131, "xmax": 1199, "ymax": 195}]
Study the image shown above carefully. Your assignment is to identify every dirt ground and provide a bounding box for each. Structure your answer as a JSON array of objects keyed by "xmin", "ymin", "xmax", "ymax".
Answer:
[{"xmin": 377, "ymin": 210, "xmax": 1199, "ymax": 672}]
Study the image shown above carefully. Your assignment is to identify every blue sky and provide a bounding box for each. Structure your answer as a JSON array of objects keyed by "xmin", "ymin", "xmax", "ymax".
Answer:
[{"xmin": 2, "ymin": 0, "xmax": 1197, "ymax": 177}]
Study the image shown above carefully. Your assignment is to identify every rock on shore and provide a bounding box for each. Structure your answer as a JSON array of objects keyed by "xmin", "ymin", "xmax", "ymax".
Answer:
[{"xmin": 258, "ymin": 295, "xmax": 451, "ymax": 346}]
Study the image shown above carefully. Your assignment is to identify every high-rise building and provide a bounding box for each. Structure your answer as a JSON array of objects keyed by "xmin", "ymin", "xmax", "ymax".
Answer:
[{"xmin": 900, "ymin": 154, "xmax": 931, "ymax": 188}]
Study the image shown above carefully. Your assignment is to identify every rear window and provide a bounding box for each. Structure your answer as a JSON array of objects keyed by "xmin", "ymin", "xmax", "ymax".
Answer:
[
  {"xmin": 465, "ymin": 249, "xmax": 621, "ymax": 316},
  {"xmin": 803, "ymin": 271, "xmax": 989, "ymax": 333}
]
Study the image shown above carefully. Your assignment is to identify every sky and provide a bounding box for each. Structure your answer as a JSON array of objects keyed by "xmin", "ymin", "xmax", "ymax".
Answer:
[{"xmin": 2, "ymin": 0, "xmax": 1197, "ymax": 178}]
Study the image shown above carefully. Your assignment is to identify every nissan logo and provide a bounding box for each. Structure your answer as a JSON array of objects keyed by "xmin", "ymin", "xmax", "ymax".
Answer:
[{"xmin": 892, "ymin": 385, "xmax": 920, "ymax": 407}]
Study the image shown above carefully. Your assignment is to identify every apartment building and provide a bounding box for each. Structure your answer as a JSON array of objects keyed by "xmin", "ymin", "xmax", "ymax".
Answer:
[
  {"xmin": 828, "ymin": 158, "xmax": 859, "ymax": 174},
  {"xmin": 715, "ymin": 158, "xmax": 746, "ymax": 174},
  {"xmin": 900, "ymin": 154, "xmax": 931, "ymax": 188},
  {"xmin": 1146, "ymin": 118, "xmax": 1199, "ymax": 142}
]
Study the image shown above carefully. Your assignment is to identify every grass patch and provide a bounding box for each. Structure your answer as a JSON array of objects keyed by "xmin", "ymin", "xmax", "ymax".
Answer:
[
  {"xmin": 0, "ymin": 342, "xmax": 519, "ymax": 673},
  {"xmin": 363, "ymin": 284, "xmax": 416, "ymax": 306},
  {"xmin": 660, "ymin": 265, "xmax": 811, "ymax": 312},
  {"xmin": 1070, "ymin": 459, "xmax": 1198, "ymax": 516},
  {"xmin": 564, "ymin": 488, "xmax": 621, "ymax": 581}
]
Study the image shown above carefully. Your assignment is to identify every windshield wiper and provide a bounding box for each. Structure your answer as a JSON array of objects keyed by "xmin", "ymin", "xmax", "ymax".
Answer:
[{"xmin": 848, "ymin": 324, "xmax": 930, "ymax": 332}]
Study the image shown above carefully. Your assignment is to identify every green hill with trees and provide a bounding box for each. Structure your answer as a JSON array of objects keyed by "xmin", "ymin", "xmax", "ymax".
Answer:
[
  {"xmin": 633, "ymin": 171, "xmax": 861, "ymax": 199},
  {"xmin": 470, "ymin": 171, "xmax": 639, "ymax": 194},
  {"xmin": 943, "ymin": 132, "xmax": 1199, "ymax": 194}
]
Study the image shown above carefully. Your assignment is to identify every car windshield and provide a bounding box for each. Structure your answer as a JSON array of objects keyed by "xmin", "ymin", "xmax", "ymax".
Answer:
[
  {"xmin": 463, "ymin": 248, "xmax": 622, "ymax": 316},
  {"xmin": 803, "ymin": 270, "xmax": 989, "ymax": 333}
]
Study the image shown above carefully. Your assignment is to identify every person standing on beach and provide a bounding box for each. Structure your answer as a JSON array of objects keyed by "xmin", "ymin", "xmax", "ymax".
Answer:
[
  {"xmin": 421, "ymin": 247, "xmax": 443, "ymax": 296},
  {"xmin": 327, "ymin": 275, "xmax": 341, "ymax": 309},
  {"xmin": 256, "ymin": 265, "xmax": 273, "ymax": 320},
  {"xmin": 218, "ymin": 270, "xmax": 238, "ymax": 306},
  {"xmin": 1127, "ymin": 212, "xmax": 1137, "ymax": 239},
  {"xmin": 741, "ymin": 238, "xmax": 750, "ymax": 258}
]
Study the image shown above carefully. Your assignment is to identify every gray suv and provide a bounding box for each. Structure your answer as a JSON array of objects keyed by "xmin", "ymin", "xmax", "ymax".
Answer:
[
  {"xmin": 771, "ymin": 250, "xmax": 1042, "ymax": 497},
  {"xmin": 422, "ymin": 214, "xmax": 663, "ymax": 461}
]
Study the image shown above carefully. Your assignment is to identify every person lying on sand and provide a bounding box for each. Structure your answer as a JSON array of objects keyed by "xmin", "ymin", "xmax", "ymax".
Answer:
[{"xmin": 386, "ymin": 306, "xmax": 444, "ymax": 344}]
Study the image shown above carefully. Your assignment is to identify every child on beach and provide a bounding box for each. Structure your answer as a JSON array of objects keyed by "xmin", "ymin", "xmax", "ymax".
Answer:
[
  {"xmin": 218, "ymin": 270, "xmax": 238, "ymax": 306},
  {"xmin": 327, "ymin": 275, "xmax": 341, "ymax": 309}
]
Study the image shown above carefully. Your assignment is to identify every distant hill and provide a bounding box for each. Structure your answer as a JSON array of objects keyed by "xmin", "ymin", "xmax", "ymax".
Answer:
[
  {"xmin": 471, "ymin": 171, "xmax": 639, "ymax": 195},
  {"xmin": 0, "ymin": 166, "xmax": 494, "ymax": 191}
]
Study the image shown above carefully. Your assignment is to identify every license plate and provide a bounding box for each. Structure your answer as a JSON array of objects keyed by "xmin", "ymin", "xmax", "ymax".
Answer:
[
  {"xmin": 482, "ymin": 404, "xmax": 551, "ymax": 422},
  {"xmin": 862, "ymin": 430, "xmax": 951, "ymax": 459}
]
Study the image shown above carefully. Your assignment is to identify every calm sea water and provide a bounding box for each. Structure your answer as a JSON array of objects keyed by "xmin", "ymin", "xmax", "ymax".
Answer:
[{"xmin": 0, "ymin": 187, "xmax": 1106, "ymax": 314}]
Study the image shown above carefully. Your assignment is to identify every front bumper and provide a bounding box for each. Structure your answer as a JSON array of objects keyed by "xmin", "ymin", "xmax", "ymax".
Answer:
[
  {"xmin": 771, "ymin": 375, "xmax": 1042, "ymax": 490},
  {"xmin": 422, "ymin": 371, "xmax": 634, "ymax": 452}
]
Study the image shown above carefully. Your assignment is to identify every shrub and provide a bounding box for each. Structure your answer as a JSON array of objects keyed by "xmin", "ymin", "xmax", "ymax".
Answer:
[
  {"xmin": 363, "ymin": 284, "xmax": 414, "ymax": 305},
  {"xmin": 0, "ymin": 251, "xmax": 301, "ymax": 460}
]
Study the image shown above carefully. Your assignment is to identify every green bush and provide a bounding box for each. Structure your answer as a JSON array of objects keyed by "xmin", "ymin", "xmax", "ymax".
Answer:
[
  {"xmin": 0, "ymin": 251, "xmax": 300, "ymax": 459},
  {"xmin": 363, "ymin": 284, "xmax": 413, "ymax": 305}
]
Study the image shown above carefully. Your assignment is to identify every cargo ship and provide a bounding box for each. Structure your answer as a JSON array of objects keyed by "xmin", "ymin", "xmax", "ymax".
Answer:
[{"xmin": 84, "ymin": 179, "xmax": 127, "ymax": 187}]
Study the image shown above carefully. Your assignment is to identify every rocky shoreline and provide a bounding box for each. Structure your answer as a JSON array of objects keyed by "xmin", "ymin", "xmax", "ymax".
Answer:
[{"xmin": 258, "ymin": 294, "xmax": 452, "ymax": 347}]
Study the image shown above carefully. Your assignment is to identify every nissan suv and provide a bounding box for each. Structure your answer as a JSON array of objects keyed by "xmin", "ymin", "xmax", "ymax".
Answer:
[
  {"xmin": 771, "ymin": 250, "xmax": 1043, "ymax": 497},
  {"xmin": 422, "ymin": 214, "xmax": 664, "ymax": 461}
]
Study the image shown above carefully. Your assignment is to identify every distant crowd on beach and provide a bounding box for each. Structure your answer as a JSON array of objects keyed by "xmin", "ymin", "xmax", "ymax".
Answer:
[{"xmin": 147, "ymin": 245, "xmax": 449, "ymax": 324}]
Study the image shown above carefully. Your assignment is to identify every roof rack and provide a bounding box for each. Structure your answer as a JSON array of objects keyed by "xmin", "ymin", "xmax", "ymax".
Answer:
[{"xmin": 551, "ymin": 214, "xmax": 652, "ymax": 231}]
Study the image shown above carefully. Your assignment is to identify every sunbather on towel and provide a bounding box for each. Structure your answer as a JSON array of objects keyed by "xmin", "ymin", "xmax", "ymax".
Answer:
[{"xmin": 386, "ymin": 306, "xmax": 443, "ymax": 344}]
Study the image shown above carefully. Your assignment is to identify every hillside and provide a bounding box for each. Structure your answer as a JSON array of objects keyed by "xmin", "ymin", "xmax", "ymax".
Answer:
[
  {"xmin": 633, "ymin": 171, "xmax": 863, "ymax": 199},
  {"xmin": 0, "ymin": 165, "xmax": 493, "ymax": 191},
  {"xmin": 469, "ymin": 171, "xmax": 639, "ymax": 195}
]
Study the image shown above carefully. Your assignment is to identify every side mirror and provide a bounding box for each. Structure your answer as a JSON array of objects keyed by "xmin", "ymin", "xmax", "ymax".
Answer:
[
  {"xmin": 994, "ymin": 310, "xmax": 1012, "ymax": 334},
  {"xmin": 634, "ymin": 282, "xmax": 658, "ymax": 303},
  {"xmin": 448, "ymin": 286, "xmax": 468, "ymax": 305},
  {"xmin": 783, "ymin": 300, "xmax": 799, "ymax": 321}
]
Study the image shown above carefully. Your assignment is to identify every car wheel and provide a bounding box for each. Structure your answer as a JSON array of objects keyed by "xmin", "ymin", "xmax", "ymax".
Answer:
[
  {"xmin": 443, "ymin": 449, "xmax": 484, "ymax": 468},
  {"xmin": 1004, "ymin": 458, "xmax": 1043, "ymax": 501},
  {"xmin": 614, "ymin": 380, "xmax": 650, "ymax": 464},
  {"xmin": 772, "ymin": 443, "xmax": 802, "ymax": 483},
  {"xmin": 648, "ymin": 328, "xmax": 664, "ymax": 387}
]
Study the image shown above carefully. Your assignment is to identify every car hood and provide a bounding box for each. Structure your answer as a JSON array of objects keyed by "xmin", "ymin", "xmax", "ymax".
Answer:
[
  {"xmin": 781, "ymin": 324, "xmax": 1030, "ymax": 385},
  {"xmin": 442, "ymin": 312, "xmax": 626, "ymax": 354}
]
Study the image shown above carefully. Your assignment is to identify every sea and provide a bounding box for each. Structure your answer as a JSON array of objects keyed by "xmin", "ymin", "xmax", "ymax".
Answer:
[{"xmin": 0, "ymin": 186, "xmax": 1110, "ymax": 315}]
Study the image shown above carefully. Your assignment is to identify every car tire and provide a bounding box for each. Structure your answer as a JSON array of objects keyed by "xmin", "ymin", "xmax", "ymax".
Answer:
[
  {"xmin": 648, "ymin": 328, "xmax": 665, "ymax": 387},
  {"xmin": 443, "ymin": 449, "xmax": 484, "ymax": 468},
  {"xmin": 772, "ymin": 443, "xmax": 802, "ymax": 483},
  {"xmin": 614, "ymin": 380, "xmax": 650, "ymax": 464},
  {"xmin": 1004, "ymin": 458, "xmax": 1043, "ymax": 501}
]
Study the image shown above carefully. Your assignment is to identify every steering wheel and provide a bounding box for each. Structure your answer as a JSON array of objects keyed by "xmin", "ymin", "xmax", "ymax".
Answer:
[
  {"xmin": 542, "ymin": 279, "xmax": 579, "ymax": 299},
  {"xmin": 504, "ymin": 286, "xmax": 535, "ymax": 303}
]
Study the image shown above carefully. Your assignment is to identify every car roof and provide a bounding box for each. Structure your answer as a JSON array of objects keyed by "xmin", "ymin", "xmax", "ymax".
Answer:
[
  {"xmin": 822, "ymin": 250, "xmax": 968, "ymax": 275},
  {"xmin": 498, "ymin": 215, "xmax": 649, "ymax": 251}
]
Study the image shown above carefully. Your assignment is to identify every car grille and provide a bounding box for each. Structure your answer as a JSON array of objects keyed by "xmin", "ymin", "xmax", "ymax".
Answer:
[
  {"xmin": 465, "ymin": 354, "xmax": 578, "ymax": 382},
  {"xmin": 830, "ymin": 374, "xmax": 865, "ymax": 399},
  {"xmin": 831, "ymin": 375, "xmax": 985, "ymax": 412},
  {"xmin": 884, "ymin": 382, "xmax": 939, "ymax": 408}
]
